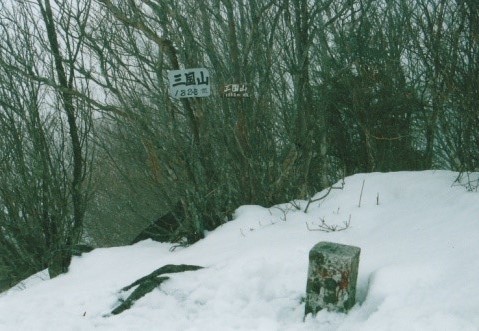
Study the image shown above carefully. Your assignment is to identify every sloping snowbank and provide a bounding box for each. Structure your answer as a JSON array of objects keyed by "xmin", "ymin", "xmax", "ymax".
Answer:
[{"xmin": 0, "ymin": 171, "xmax": 478, "ymax": 331}]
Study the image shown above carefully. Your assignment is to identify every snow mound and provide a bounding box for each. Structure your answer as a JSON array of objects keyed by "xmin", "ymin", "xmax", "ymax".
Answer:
[{"xmin": 0, "ymin": 171, "xmax": 478, "ymax": 331}]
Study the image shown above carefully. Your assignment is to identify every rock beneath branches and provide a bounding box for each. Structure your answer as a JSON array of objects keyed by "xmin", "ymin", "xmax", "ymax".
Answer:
[
  {"xmin": 72, "ymin": 244, "xmax": 94, "ymax": 256},
  {"xmin": 131, "ymin": 206, "xmax": 184, "ymax": 244}
]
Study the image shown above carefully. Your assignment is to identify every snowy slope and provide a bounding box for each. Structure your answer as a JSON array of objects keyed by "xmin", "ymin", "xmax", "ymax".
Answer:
[{"xmin": 0, "ymin": 171, "xmax": 478, "ymax": 331}]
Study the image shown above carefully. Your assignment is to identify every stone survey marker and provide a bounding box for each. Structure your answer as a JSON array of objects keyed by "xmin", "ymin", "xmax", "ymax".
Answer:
[{"xmin": 304, "ymin": 241, "xmax": 361, "ymax": 316}]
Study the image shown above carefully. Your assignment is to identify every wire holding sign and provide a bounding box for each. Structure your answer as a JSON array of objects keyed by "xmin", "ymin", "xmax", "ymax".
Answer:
[{"xmin": 168, "ymin": 68, "xmax": 210, "ymax": 99}]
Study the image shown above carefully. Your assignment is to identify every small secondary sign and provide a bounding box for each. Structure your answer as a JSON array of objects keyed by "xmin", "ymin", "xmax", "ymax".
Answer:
[
  {"xmin": 168, "ymin": 68, "xmax": 210, "ymax": 98},
  {"xmin": 222, "ymin": 84, "xmax": 250, "ymax": 98}
]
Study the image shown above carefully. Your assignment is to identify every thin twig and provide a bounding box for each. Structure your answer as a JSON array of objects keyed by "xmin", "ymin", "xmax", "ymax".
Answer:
[
  {"xmin": 304, "ymin": 181, "xmax": 345, "ymax": 213},
  {"xmin": 358, "ymin": 179, "xmax": 365, "ymax": 208},
  {"xmin": 306, "ymin": 215, "xmax": 351, "ymax": 232}
]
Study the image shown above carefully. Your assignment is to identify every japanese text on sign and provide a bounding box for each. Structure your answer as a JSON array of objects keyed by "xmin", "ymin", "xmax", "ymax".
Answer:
[
  {"xmin": 168, "ymin": 68, "xmax": 210, "ymax": 98},
  {"xmin": 222, "ymin": 84, "xmax": 250, "ymax": 98}
]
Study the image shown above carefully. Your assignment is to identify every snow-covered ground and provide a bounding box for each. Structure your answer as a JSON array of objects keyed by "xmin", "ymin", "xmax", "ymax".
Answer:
[{"xmin": 0, "ymin": 171, "xmax": 478, "ymax": 331}]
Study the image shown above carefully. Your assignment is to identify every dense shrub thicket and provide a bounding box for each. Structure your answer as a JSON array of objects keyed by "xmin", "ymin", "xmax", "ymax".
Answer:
[{"xmin": 0, "ymin": 0, "xmax": 477, "ymax": 287}]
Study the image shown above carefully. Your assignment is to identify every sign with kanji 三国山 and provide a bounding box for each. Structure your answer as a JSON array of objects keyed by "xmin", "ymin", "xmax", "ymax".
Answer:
[
  {"xmin": 221, "ymin": 84, "xmax": 250, "ymax": 98},
  {"xmin": 168, "ymin": 68, "xmax": 210, "ymax": 99}
]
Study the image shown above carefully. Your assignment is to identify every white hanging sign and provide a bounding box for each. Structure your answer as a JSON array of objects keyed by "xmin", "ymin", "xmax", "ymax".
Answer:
[{"xmin": 168, "ymin": 68, "xmax": 210, "ymax": 98}]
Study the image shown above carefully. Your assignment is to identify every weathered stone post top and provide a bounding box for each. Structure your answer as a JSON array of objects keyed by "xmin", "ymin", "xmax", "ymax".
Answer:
[{"xmin": 305, "ymin": 241, "xmax": 361, "ymax": 317}]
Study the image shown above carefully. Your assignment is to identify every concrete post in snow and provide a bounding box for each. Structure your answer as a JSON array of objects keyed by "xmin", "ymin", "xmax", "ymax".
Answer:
[{"xmin": 304, "ymin": 241, "xmax": 361, "ymax": 316}]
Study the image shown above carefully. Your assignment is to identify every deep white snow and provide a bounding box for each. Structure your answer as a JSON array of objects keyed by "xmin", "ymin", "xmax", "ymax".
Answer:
[{"xmin": 0, "ymin": 171, "xmax": 478, "ymax": 331}]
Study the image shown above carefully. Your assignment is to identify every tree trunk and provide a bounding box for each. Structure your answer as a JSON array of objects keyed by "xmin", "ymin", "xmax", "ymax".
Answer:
[{"xmin": 38, "ymin": 0, "xmax": 84, "ymax": 276}]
